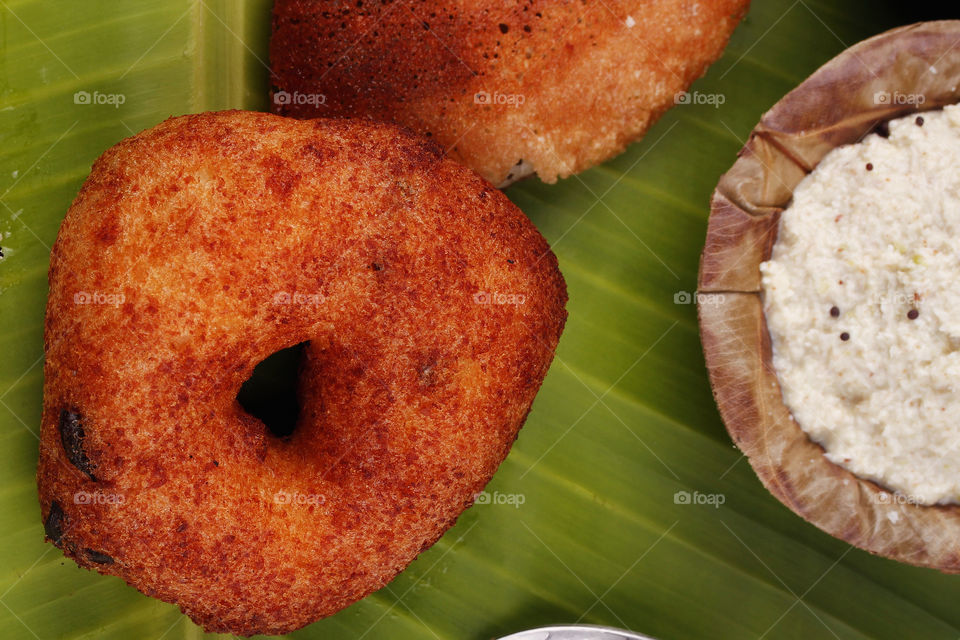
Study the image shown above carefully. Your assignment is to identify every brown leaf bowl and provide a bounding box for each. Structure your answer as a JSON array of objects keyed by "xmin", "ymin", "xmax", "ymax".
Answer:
[{"xmin": 698, "ymin": 20, "xmax": 960, "ymax": 572}]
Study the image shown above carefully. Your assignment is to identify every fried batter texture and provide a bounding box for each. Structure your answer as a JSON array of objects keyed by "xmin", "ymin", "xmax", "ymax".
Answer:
[
  {"xmin": 270, "ymin": 0, "xmax": 750, "ymax": 185},
  {"xmin": 37, "ymin": 110, "xmax": 567, "ymax": 635}
]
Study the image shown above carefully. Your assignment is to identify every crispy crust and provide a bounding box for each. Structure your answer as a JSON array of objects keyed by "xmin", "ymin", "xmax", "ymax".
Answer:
[
  {"xmin": 269, "ymin": 0, "xmax": 749, "ymax": 186},
  {"xmin": 698, "ymin": 21, "xmax": 960, "ymax": 572},
  {"xmin": 37, "ymin": 110, "xmax": 567, "ymax": 635}
]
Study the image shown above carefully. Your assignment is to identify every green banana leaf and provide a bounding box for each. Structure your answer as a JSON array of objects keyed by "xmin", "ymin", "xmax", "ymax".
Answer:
[{"xmin": 1, "ymin": 1, "xmax": 957, "ymax": 638}]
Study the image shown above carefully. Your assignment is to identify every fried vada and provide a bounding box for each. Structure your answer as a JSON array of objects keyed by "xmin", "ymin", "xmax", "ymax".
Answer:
[
  {"xmin": 270, "ymin": 0, "xmax": 750, "ymax": 185},
  {"xmin": 37, "ymin": 110, "xmax": 567, "ymax": 635}
]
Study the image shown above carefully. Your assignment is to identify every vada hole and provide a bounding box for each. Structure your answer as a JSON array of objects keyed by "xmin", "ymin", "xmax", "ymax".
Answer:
[{"xmin": 237, "ymin": 341, "xmax": 308, "ymax": 438}]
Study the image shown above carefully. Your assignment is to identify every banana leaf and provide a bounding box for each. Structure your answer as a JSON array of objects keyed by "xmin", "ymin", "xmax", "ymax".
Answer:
[{"xmin": 1, "ymin": 1, "xmax": 958, "ymax": 639}]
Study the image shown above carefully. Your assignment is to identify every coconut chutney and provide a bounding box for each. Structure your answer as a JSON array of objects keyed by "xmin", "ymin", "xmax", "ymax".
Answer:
[{"xmin": 761, "ymin": 104, "xmax": 960, "ymax": 505}]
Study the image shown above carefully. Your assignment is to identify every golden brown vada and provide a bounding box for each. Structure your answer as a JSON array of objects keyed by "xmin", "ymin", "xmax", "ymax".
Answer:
[
  {"xmin": 270, "ymin": 0, "xmax": 750, "ymax": 185},
  {"xmin": 37, "ymin": 110, "xmax": 566, "ymax": 635}
]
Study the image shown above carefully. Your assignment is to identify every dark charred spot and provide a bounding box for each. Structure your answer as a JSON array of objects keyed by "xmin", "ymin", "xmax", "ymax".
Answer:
[
  {"xmin": 371, "ymin": 262, "xmax": 383, "ymax": 271},
  {"xmin": 417, "ymin": 354, "xmax": 442, "ymax": 387},
  {"xmin": 419, "ymin": 363, "xmax": 435, "ymax": 380},
  {"xmin": 261, "ymin": 152, "xmax": 302, "ymax": 200},
  {"xmin": 96, "ymin": 216, "xmax": 120, "ymax": 246},
  {"xmin": 84, "ymin": 548, "xmax": 114, "ymax": 564},
  {"xmin": 302, "ymin": 143, "xmax": 330, "ymax": 162},
  {"xmin": 873, "ymin": 121, "xmax": 890, "ymax": 138},
  {"xmin": 417, "ymin": 138, "xmax": 445, "ymax": 162},
  {"xmin": 59, "ymin": 408, "xmax": 97, "ymax": 480},
  {"xmin": 146, "ymin": 464, "xmax": 169, "ymax": 489},
  {"xmin": 498, "ymin": 23, "xmax": 509, "ymax": 34},
  {"xmin": 45, "ymin": 501, "xmax": 66, "ymax": 546},
  {"xmin": 507, "ymin": 259, "xmax": 515, "ymax": 264}
]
